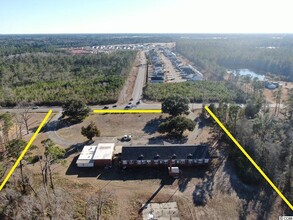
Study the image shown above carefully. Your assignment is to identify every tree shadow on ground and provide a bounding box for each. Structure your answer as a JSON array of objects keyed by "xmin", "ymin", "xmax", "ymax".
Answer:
[
  {"xmin": 178, "ymin": 177, "xmax": 192, "ymax": 192},
  {"xmin": 142, "ymin": 116, "xmax": 166, "ymax": 135},
  {"xmin": 164, "ymin": 135, "xmax": 188, "ymax": 144},
  {"xmin": 192, "ymin": 154, "xmax": 226, "ymax": 207},
  {"xmin": 64, "ymin": 140, "xmax": 94, "ymax": 158},
  {"xmin": 37, "ymin": 117, "xmax": 80, "ymax": 133},
  {"xmin": 148, "ymin": 135, "xmax": 188, "ymax": 145},
  {"xmin": 224, "ymin": 160, "xmax": 264, "ymax": 219},
  {"xmin": 178, "ymin": 166, "xmax": 207, "ymax": 193},
  {"xmin": 138, "ymin": 184, "xmax": 165, "ymax": 214}
]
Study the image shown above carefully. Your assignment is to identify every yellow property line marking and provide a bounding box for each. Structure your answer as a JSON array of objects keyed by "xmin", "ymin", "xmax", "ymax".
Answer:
[
  {"xmin": 93, "ymin": 109, "xmax": 162, "ymax": 114},
  {"xmin": 0, "ymin": 110, "xmax": 52, "ymax": 191},
  {"xmin": 205, "ymin": 105, "xmax": 293, "ymax": 210}
]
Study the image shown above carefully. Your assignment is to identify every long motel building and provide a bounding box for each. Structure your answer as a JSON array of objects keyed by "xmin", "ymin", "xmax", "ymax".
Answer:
[
  {"xmin": 121, "ymin": 144, "xmax": 210, "ymax": 167},
  {"xmin": 76, "ymin": 143, "xmax": 210, "ymax": 168}
]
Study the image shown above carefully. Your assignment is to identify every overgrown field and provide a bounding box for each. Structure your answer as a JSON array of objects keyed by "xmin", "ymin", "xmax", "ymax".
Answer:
[{"xmin": 0, "ymin": 51, "xmax": 136, "ymax": 106}]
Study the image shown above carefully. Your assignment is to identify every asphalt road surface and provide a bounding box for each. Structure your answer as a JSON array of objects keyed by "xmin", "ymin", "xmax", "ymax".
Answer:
[{"xmin": 131, "ymin": 51, "xmax": 147, "ymax": 103}]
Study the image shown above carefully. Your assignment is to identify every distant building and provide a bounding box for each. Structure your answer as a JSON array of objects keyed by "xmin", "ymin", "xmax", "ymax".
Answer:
[
  {"xmin": 265, "ymin": 81, "xmax": 279, "ymax": 89},
  {"xmin": 150, "ymin": 76, "xmax": 165, "ymax": 83},
  {"xmin": 76, "ymin": 143, "xmax": 115, "ymax": 167},
  {"xmin": 121, "ymin": 145, "xmax": 210, "ymax": 167}
]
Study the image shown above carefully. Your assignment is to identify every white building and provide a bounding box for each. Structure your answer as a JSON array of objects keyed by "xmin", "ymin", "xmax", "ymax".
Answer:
[{"xmin": 76, "ymin": 143, "xmax": 115, "ymax": 167}]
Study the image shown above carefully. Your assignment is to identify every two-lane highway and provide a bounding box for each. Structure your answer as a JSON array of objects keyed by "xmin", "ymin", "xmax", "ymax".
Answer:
[{"xmin": 131, "ymin": 51, "xmax": 147, "ymax": 103}]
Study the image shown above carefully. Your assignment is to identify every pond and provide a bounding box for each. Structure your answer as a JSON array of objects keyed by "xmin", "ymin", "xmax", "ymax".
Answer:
[{"xmin": 232, "ymin": 69, "xmax": 265, "ymax": 81}]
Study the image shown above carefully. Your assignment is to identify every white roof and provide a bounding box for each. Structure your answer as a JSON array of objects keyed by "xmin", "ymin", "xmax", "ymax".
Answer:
[
  {"xmin": 78, "ymin": 145, "xmax": 97, "ymax": 160},
  {"xmin": 77, "ymin": 143, "xmax": 115, "ymax": 163},
  {"xmin": 93, "ymin": 143, "xmax": 115, "ymax": 160}
]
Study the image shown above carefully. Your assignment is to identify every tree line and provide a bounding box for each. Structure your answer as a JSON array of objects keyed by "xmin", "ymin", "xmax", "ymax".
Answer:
[
  {"xmin": 0, "ymin": 34, "xmax": 174, "ymax": 56},
  {"xmin": 0, "ymin": 51, "xmax": 136, "ymax": 106},
  {"xmin": 203, "ymin": 91, "xmax": 293, "ymax": 215},
  {"xmin": 176, "ymin": 37, "xmax": 293, "ymax": 81},
  {"xmin": 143, "ymin": 81, "xmax": 246, "ymax": 103}
]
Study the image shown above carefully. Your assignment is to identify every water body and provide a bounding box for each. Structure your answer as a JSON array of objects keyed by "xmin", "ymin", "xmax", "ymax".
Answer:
[{"xmin": 232, "ymin": 69, "xmax": 265, "ymax": 81}]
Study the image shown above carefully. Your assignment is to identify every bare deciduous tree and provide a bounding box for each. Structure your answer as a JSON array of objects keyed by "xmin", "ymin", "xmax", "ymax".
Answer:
[
  {"xmin": 39, "ymin": 139, "xmax": 65, "ymax": 193},
  {"xmin": 17, "ymin": 103, "xmax": 32, "ymax": 135},
  {"xmin": 86, "ymin": 190, "xmax": 115, "ymax": 220}
]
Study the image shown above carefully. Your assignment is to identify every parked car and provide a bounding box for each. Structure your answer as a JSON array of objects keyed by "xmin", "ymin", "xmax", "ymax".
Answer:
[
  {"xmin": 124, "ymin": 104, "xmax": 132, "ymax": 109},
  {"xmin": 129, "ymin": 98, "xmax": 133, "ymax": 101},
  {"xmin": 112, "ymin": 105, "xmax": 117, "ymax": 108},
  {"xmin": 136, "ymin": 100, "xmax": 140, "ymax": 105},
  {"xmin": 121, "ymin": 135, "xmax": 132, "ymax": 142},
  {"xmin": 32, "ymin": 106, "xmax": 39, "ymax": 110},
  {"xmin": 103, "ymin": 106, "xmax": 109, "ymax": 109}
]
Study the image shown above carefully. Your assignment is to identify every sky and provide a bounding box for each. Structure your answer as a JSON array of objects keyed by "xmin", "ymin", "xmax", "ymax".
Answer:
[{"xmin": 0, "ymin": 0, "xmax": 292, "ymax": 34}]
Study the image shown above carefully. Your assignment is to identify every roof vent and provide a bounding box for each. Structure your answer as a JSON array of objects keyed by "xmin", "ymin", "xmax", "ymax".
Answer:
[{"xmin": 154, "ymin": 154, "xmax": 160, "ymax": 159}]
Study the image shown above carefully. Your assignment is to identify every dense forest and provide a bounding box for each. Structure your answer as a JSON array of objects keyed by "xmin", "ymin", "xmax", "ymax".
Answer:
[
  {"xmin": 205, "ymin": 94, "xmax": 293, "ymax": 216},
  {"xmin": 0, "ymin": 34, "xmax": 173, "ymax": 56},
  {"xmin": 0, "ymin": 51, "xmax": 136, "ymax": 106},
  {"xmin": 176, "ymin": 36, "xmax": 293, "ymax": 81},
  {"xmin": 143, "ymin": 81, "xmax": 246, "ymax": 103}
]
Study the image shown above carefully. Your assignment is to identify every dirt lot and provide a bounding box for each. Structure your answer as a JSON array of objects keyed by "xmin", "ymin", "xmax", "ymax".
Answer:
[
  {"xmin": 56, "ymin": 113, "xmax": 166, "ymax": 145},
  {"xmin": 263, "ymin": 81, "xmax": 293, "ymax": 104}
]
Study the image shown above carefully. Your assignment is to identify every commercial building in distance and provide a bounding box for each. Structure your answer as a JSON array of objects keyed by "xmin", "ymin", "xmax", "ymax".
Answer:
[{"xmin": 76, "ymin": 143, "xmax": 115, "ymax": 167}]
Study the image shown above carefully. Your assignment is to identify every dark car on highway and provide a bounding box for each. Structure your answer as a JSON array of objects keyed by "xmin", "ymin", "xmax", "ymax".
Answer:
[
  {"xmin": 103, "ymin": 106, "xmax": 109, "ymax": 109},
  {"xmin": 124, "ymin": 105, "xmax": 132, "ymax": 109}
]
